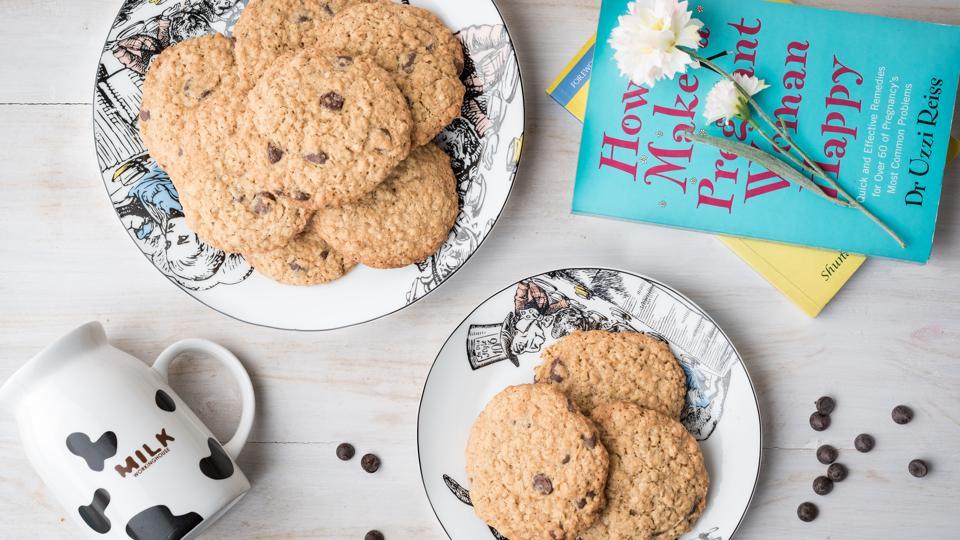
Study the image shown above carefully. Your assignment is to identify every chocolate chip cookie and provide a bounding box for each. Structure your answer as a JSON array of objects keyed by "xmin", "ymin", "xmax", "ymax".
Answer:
[
  {"xmin": 581, "ymin": 402, "xmax": 709, "ymax": 540},
  {"xmin": 180, "ymin": 165, "xmax": 311, "ymax": 255},
  {"xmin": 534, "ymin": 331, "xmax": 687, "ymax": 418},
  {"xmin": 312, "ymin": 143, "xmax": 458, "ymax": 269},
  {"xmin": 140, "ymin": 33, "xmax": 251, "ymax": 180},
  {"xmin": 244, "ymin": 49, "xmax": 413, "ymax": 207},
  {"xmin": 322, "ymin": 2, "xmax": 465, "ymax": 146},
  {"xmin": 466, "ymin": 384, "xmax": 609, "ymax": 540},
  {"xmin": 243, "ymin": 217, "xmax": 354, "ymax": 285},
  {"xmin": 233, "ymin": 0, "xmax": 376, "ymax": 82}
]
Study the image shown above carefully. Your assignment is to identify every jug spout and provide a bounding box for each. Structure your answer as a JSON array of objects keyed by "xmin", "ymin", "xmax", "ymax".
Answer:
[{"xmin": 0, "ymin": 322, "xmax": 107, "ymax": 414}]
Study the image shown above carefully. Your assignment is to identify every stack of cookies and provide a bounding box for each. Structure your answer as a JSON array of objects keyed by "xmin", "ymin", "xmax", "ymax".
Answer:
[
  {"xmin": 139, "ymin": 0, "xmax": 465, "ymax": 285},
  {"xmin": 466, "ymin": 331, "xmax": 710, "ymax": 540}
]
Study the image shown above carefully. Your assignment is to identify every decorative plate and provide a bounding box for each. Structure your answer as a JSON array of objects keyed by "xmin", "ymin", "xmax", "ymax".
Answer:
[
  {"xmin": 418, "ymin": 268, "xmax": 761, "ymax": 540},
  {"xmin": 93, "ymin": 0, "xmax": 523, "ymax": 330}
]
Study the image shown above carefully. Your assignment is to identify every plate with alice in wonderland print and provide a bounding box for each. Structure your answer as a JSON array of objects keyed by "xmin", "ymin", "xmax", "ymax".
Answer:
[
  {"xmin": 418, "ymin": 268, "xmax": 761, "ymax": 539},
  {"xmin": 92, "ymin": 0, "xmax": 523, "ymax": 330}
]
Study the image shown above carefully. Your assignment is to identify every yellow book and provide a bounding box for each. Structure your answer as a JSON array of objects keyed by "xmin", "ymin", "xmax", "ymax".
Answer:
[{"xmin": 549, "ymin": 25, "xmax": 957, "ymax": 317}]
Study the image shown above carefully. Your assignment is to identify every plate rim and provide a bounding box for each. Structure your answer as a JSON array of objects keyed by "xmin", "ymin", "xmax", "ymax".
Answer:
[
  {"xmin": 91, "ymin": 0, "xmax": 527, "ymax": 332},
  {"xmin": 416, "ymin": 266, "xmax": 764, "ymax": 539}
]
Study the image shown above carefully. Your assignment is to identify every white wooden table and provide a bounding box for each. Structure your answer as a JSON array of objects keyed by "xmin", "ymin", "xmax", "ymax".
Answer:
[{"xmin": 1, "ymin": 0, "xmax": 958, "ymax": 538}]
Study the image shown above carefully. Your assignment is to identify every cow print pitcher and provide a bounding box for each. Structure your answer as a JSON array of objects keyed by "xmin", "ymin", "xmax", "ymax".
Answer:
[{"xmin": 0, "ymin": 322, "xmax": 255, "ymax": 539}]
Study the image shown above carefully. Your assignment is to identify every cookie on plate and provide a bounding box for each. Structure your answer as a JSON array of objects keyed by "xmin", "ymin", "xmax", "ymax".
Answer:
[
  {"xmin": 140, "ymin": 33, "xmax": 251, "ymax": 180},
  {"xmin": 581, "ymin": 402, "xmax": 709, "ymax": 540},
  {"xmin": 322, "ymin": 1, "xmax": 465, "ymax": 146},
  {"xmin": 244, "ymin": 49, "xmax": 413, "ymax": 207},
  {"xmin": 181, "ymin": 166, "xmax": 311, "ymax": 255},
  {"xmin": 244, "ymin": 217, "xmax": 355, "ymax": 285},
  {"xmin": 312, "ymin": 143, "xmax": 458, "ymax": 269},
  {"xmin": 534, "ymin": 330, "xmax": 687, "ymax": 418},
  {"xmin": 233, "ymin": 0, "xmax": 377, "ymax": 82},
  {"xmin": 466, "ymin": 384, "xmax": 609, "ymax": 540}
]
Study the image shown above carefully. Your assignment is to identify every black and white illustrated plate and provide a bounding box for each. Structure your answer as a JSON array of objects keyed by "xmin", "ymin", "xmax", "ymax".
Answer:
[
  {"xmin": 418, "ymin": 268, "xmax": 761, "ymax": 539},
  {"xmin": 93, "ymin": 0, "xmax": 523, "ymax": 330}
]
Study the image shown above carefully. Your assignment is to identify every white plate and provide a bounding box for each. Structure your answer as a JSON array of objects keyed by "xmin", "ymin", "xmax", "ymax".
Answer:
[
  {"xmin": 418, "ymin": 268, "xmax": 761, "ymax": 539},
  {"xmin": 92, "ymin": 0, "xmax": 524, "ymax": 330}
]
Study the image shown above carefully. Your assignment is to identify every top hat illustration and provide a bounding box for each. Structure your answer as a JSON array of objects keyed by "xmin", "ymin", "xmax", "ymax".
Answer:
[{"xmin": 466, "ymin": 314, "xmax": 519, "ymax": 370}]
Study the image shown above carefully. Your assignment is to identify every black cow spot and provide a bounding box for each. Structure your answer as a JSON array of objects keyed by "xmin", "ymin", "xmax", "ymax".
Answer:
[
  {"xmin": 125, "ymin": 505, "xmax": 202, "ymax": 540},
  {"xmin": 78, "ymin": 488, "xmax": 111, "ymax": 534},
  {"xmin": 66, "ymin": 431, "xmax": 118, "ymax": 472},
  {"xmin": 155, "ymin": 389, "xmax": 176, "ymax": 412},
  {"xmin": 198, "ymin": 438, "xmax": 234, "ymax": 480}
]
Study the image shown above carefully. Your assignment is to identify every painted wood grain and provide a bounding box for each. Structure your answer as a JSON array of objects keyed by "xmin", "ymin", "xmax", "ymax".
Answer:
[{"xmin": 0, "ymin": 0, "xmax": 958, "ymax": 538}]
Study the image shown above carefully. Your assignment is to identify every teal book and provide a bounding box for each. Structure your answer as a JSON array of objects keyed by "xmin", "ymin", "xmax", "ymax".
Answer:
[{"xmin": 575, "ymin": 0, "xmax": 960, "ymax": 262}]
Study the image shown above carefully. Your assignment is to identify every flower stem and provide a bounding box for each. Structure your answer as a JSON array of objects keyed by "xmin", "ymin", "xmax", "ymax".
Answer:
[{"xmin": 686, "ymin": 49, "xmax": 907, "ymax": 248}]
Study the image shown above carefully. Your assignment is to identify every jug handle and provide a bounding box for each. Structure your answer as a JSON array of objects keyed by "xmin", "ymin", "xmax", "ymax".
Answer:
[{"xmin": 152, "ymin": 339, "xmax": 256, "ymax": 461}]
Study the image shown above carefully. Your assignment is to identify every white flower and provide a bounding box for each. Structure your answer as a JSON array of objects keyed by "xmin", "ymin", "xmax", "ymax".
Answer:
[
  {"xmin": 704, "ymin": 74, "xmax": 769, "ymax": 124},
  {"xmin": 609, "ymin": 0, "xmax": 705, "ymax": 87}
]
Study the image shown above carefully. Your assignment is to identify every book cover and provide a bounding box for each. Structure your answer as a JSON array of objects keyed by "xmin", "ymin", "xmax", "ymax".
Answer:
[{"xmin": 574, "ymin": 0, "xmax": 960, "ymax": 263}]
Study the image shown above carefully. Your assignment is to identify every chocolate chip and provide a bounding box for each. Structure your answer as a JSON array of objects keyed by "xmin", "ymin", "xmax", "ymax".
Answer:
[
  {"xmin": 289, "ymin": 261, "xmax": 305, "ymax": 272},
  {"xmin": 548, "ymin": 359, "xmax": 564, "ymax": 383},
  {"xmin": 320, "ymin": 91, "xmax": 344, "ymax": 110},
  {"xmin": 908, "ymin": 459, "xmax": 929, "ymax": 478},
  {"xmin": 253, "ymin": 192, "xmax": 276, "ymax": 214},
  {"xmin": 566, "ymin": 398, "xmax": 576, "ymax": 413},
  {"xmin": 335, "ymin": 443, "xmax": 355, "ymax": 461},
  {"xmin": 892, "ymin": 405, "xmax": 914, "ymax": 425},
  {"xmin": 532, "ymin": 473, "xmax": 553, "ymax": 495},
  {"xmin": 364, "ymin": 531, "xmax": 384, "ymax": 540},
  {"xmin": 809, "ymin": 412, "xmax": 830, "ymax": 431},
  {"xmin": 267, "ymin": 143, "xmax": 284, "ymax": 163},
  {"xmin": 402, "ymin": 51, "xmax": 417, "ymax": 74},
  {"xmin": 854, "ymin": 434, "xmax": 875, "ymax": 453},
  {"xmin": 319, "ymin": 250, "xmax": 329, "ymax": 259},
  {"xmin": 827, "ymin": 463, "xmax": 848, "ymax": 482},
  {"xmin": 815, "ymin": 396, "xmax": 836, "ymax": 415},
  {"xmin": 305, "ymin": 152, "xmax": 328, "ymax": 165},
  {"xmin": 379, "ymin": 127, "xmax": 392, "ymax": 140},
  {"xmin": 360, "ymin": 453, "xmax": 381, "ymax": 473},
  {"xmin": 335, "ymin": 55, "xmax": 353, "ymax": 68},
  {"xmin": 816, "ymin": 444, "xmax": 838, "ymax": 465},
  {"xmin": 582, "ymin": 434, "xmax": 596, "ymax": 449},
  {"xmin": 576, "ymin": 498, "xmax": 586, "ymax": 509},
  {"xmin": 561, "ymin": 454, "xmax": 570, "ymax": 465},
  {"xmin": 139, "ymin": 109, "xmax": 151, "ymax": 121},
  {"xmin": 292, "ymin": 191, "xmax": 311, "ymax": 201},
  {"xmin": 231, "ymin": 193, "xmax": 246, "ymax": 204},
  {"xmin": 812, "ymin": 476, "xmax": 833, "ymax": 495},
  {"xmin": 797, "ymin": 502, "xmax": 818, "ymax": 522},
  {"xmin": 295, "ymin": 14, "xmax": 311, "ymax": 23},
  {"xmin": 323, "ymin": 3, "xmax": 334, "ymax": 16},
  {"xmin": 199, "ymin": 89, "xmax": 213, "ymax": 100},
  {"xmin": 586, "ymin": 490, "xmax": 596, "ymax": 499}
]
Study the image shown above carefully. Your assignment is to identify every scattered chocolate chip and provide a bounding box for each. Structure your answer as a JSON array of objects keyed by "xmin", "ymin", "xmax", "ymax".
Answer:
[
  {"xmin": 361, "ymin": 453, "xmax": 381, "ymax": 473},
  {"xmin": 402, "ymin": 51, "xmax": 417, "ymax": 74},
  {"xmin": 426, "ymin": 43, "xmax": 435, "ymax": 52},
  {"xmin": 139, "ymin": 109, "xmax": 151, "ymax": 121},
  {"xmin": 295, "ymin": 14, "xmax": 311, "ymax": 23},
  {"xmin": 405, "ymin": 95, "xmax": 414, "ymax": 109},
  {"xmin": 582, "ymin": 434, "xmax": 596, "ymax": 449},
  {"xmin": 289, "ymin": 261, "xmax": 305, "ymax": 272},
  {"xmin": 815, "ymin": 396, "xmax": 836, "ymax": 415},
  {"xmin": 566, "ymin": 398, "xmax": 576, "ymax": 413},
  {"xmin": 379, "ymin": 127, "xmax": 392, "ymax": 140},
  {"xmin": 319, "ymin": 250, "xmax": 329, "ymax": 259},
  {"xmin": 628, "ymin": 510, "xmax": 637, "ymax": 517},
  {"xmin": 305, "ymin": 152, "xmax": 328, "ymax": 165},
  {"xmin": 812, "ymin": 476, "xmax": 833, "ymax": 495},
  {"xmin": 253, "ymin": 191, "xmax": 276, "ymax": 214},
  {"xmin": 335, "ymin": 55, "xmax": 353, "ymax": 68},
  {"xmin": 797, "ymin": 502, "xmax": 818, "ymax": 522},
  {"xmin": 816, "ymin": 444, "xmax": 838, "ymax": 465},
  {"xmin": 335, "ymin": 443, "xmax": 355, "ymax": 461},
  {"xmin": 199, "ymin": 89, "xmax": 213, "ymax": 100},
  {"xmin": 231, "ymin": 193, "xmax": 246, "ymax": 204},
  {"xmin": 854, "ymin": 434, "xmax": 875, "ymax": 453},
  {"xmin": 892, "ymin": 405, "xmax": 914, "ymax": 425},
  {"xmin": 548, "ymin": 359, "xmax": 565, "ymax": 383},
  {"xmin": 908, "ymin": 459, "xmax": 929, "ymax": 478},
  {"xmin": 323, "ymin": 3, "xmax": 334, "ymax": 16},
  {"xmin": 561, "ymin": 454, "xmax": 570, "ymax": 464},
  {"xmin": 586, "ymin": 490, "xmax": 596, "ymax": 499},
  {"xmin": 267, "ymin": 143, "xmax": 284, "ymax": 163},
  {"xmin": 809, "ymin": 412, "xmax": 831, "ymax": 431},
  {"xmin": 532, "ymin": 473, "xmax": 553, "ymax": 495},
  {"xmin": 827, "ymin": 463, "xmax": 848, "ymax": 482},
  {"xmin": 576, "ymin": 498, "xmax": 586, "ymax": 509},
  {"xmin": 364, "ymin": 531, "xmax": 384, "ymax": 540},
  {"xmin": 292, "ymin": 190, "xmax": 311, "ymax": 201},
  {"xmin": 320, "ymin": 91, "xmax": 345, "ymax": 111}
]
